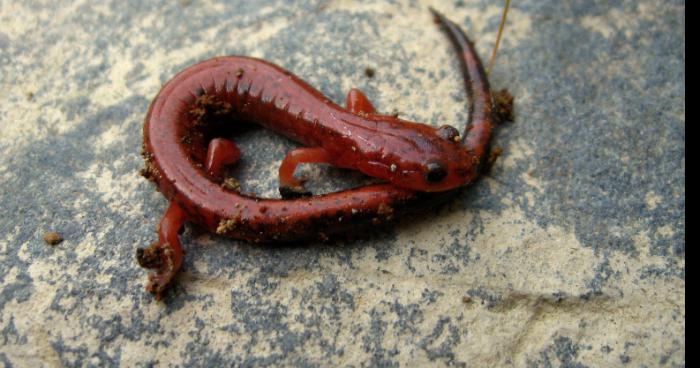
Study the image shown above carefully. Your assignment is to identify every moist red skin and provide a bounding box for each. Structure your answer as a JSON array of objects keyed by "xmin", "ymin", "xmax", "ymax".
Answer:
[{"xmin": 139, "ymin": 8, "xmax": 495, "ymax": 299}]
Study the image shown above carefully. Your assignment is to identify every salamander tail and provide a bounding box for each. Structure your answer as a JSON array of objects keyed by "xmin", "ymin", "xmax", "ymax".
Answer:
[{"xmin": 429, "ymin": 7, "xmax": 495, "ymax": 167}]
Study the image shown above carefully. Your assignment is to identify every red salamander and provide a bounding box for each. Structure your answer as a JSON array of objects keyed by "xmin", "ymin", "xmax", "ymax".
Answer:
[{"xmin": 138, "ymin": 8, "xmax": 497, "ymax": 299}]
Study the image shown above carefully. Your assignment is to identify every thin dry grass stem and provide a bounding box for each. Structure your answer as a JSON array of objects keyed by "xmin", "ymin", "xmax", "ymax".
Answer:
[{"xmin": 487, "ymin": 0, "xmax": 511, "ymax": 75}]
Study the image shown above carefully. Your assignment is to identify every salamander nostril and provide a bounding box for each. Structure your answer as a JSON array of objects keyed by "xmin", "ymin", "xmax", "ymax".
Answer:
[{"xmin": 426, "ymin": 162, "xmax": 447, "ymax": 183}]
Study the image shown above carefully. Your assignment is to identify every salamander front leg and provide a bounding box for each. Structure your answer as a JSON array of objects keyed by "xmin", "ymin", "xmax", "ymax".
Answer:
[
  {"xmin": 346, "ymin": 88, "xmax": 377, "ymax": 114},
  {"xmin": 136, "ymin": 201, "xmax": 187, "ymax": 300},
  {"xmin": 279, "ymin": 147, "xmax": 331, "ymax": 198}
]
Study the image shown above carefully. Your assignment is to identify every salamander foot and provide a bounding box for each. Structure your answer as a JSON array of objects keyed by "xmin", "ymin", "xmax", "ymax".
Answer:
[{"xmin": 136, "ymin": 202, "xmax": 186, "ymax": 300}]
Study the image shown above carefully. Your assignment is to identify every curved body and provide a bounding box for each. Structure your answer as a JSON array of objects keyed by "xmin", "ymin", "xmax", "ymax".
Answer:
[
  {"xmin": 139, "ymin": 8, "xmax": 495, "ymax": 298},
  {"xmin": 144, "ymin": 56, "xmax": 435, "ymax": 241}
]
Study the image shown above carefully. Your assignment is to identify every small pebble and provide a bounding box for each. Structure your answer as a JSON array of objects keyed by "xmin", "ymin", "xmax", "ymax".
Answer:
[{"xmin": 43, "ymin": 232, "xmax": 63, "ymax": 245}]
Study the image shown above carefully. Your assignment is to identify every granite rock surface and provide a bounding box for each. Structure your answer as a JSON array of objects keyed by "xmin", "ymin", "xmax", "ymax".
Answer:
[{"xmin": 0, "ymin": 0, "xmax": 684, "ymax": 366}]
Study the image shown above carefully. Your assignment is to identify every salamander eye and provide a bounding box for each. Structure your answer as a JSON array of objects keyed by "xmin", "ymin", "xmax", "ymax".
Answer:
[
  {"xmin": 437, "ymin": 125, "xmax": 460, "ymax": 141},
  {"xmin": 426, "ymin": 162, "xmax": 447, "ymax": 183}
]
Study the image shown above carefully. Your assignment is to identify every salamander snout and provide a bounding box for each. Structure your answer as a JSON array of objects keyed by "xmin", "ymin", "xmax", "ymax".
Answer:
[{"xmin": 356, "ymin": 117, "xmax": 477, "ymax": 192}]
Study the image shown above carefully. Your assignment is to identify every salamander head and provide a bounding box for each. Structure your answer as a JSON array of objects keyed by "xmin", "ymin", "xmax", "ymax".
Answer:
[{"xmin": 354, "ymin": 119, "xmax": 480, "ymax": 192}]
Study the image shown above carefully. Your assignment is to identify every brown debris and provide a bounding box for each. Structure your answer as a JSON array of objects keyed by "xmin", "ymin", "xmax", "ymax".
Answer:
[
  {"xmin": 377, "ymin": 203, "xmax": 395, "ymax": 220},
  {"xmin": 493, "ymin": 89, "xmax": 515, "ymax": 123},
  {"xmin": 216, "ymin": 218, "xmax": 239, "ymax": 234},
  {"xmin": 180, "ymin": 134, "xmax": 192, "ymax": 145},
  {"xmin": 136, "ymin": 242, "xmax": 163, "ymax": 269},
  {"xmin": 139, "ymin": 161, "xmax": 160, "ymax": 182},
  {"xmin": 43, "ymin": 232, "xmax": 63, "ymax": 245},
  {"xmin": 190, "ymin": 93, "xmax": 234, "ymax": 124},
  {"xmin": 221, "ymin": 178, "xmax": 241, "ymax": 191}
]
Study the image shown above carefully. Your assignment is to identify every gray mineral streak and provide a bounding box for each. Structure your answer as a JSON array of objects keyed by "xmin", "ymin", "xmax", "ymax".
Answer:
[{"xmin": 0, "ymin": 0, "xmax": 684, "ymax": 366}]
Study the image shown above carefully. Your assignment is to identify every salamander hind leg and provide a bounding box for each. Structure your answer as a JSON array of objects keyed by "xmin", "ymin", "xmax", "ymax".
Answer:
[
  {"xmin": 136, "ymin": 201, "xmax": 187, "ymax": 300},
  {"xmin": 279, "ymin": 147, "xmax": 331, "ymax": 199},
  {"xmin": 346, "ymin": 88, "xmax": 377, "ymax": 115},
  {"xmin": 205, "ymin": 138, "xmax": 241, "ymax": 178},
  {"xmin": 347, "ymin": 89, "xmax": 404, "ymax": 119}
]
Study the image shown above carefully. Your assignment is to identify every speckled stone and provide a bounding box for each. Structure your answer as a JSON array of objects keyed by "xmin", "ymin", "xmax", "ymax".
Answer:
[{"xmin": 0, "ymin": 0, "xmax": 684, "ymax": 366}]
